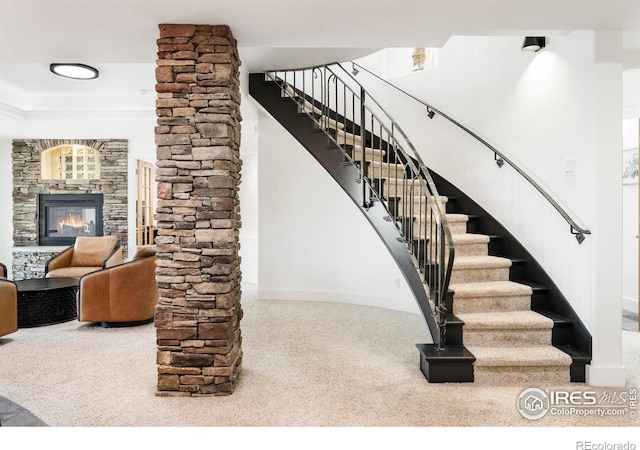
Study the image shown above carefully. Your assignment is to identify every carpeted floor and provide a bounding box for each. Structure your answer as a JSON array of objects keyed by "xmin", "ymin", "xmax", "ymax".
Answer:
[{"xmin": 0, "ymin": 284, "xmax": 638, "ymax": 442}]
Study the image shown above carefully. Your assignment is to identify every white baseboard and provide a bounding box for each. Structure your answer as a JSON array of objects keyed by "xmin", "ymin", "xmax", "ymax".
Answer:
[
  {"xmin": 585, "ymin": 365, "xmax": 627, "ymax": 387},
  {"xmin": 257, "ymin": 289, "xmax": 422, "ymax": 315}
]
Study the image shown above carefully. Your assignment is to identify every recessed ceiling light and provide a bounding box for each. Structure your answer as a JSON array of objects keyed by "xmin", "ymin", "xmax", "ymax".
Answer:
[{"xmin": 50, "ymin": 63, "xmax": 99, "ymax": 80}]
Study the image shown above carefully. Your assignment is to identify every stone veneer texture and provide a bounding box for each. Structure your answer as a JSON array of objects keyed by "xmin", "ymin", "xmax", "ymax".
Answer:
[
  {"xmin": 11, "ymin": 139, "xmax": 128, "ymax": 279},
  {"xmin": 154, "ymin": 24, "xmax": 243, "ymax": 396}
]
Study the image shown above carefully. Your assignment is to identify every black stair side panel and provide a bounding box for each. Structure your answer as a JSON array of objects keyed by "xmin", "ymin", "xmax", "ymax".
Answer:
[{"xmin": 430, "ymin": 170, "xmax": 592, "ymax": 360}]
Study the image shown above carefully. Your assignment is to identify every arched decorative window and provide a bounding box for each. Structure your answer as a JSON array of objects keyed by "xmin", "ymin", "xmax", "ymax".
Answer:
[{"xmin": 41, "ymin": 144, "xmax": 101, "ymax": 180}]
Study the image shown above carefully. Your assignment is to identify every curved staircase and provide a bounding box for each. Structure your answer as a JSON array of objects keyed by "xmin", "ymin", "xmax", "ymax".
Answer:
[{"xmin": 249, "ymin": 64, "xmax": 591, "ymax": 384}]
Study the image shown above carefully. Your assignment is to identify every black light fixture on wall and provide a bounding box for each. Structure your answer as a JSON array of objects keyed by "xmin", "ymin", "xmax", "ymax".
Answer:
[
  {"xmin": 521, "ymin": 37, "xmax": 546, "ymax": 52},
  {"xmin": 50, "ymin": 63, "xmax": 99, "ymax": 80}
]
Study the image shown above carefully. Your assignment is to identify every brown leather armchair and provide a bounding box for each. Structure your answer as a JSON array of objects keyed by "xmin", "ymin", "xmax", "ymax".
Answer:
[
  {"xmin": 45, "ymin": 236, "xmax": 123, "ymax": 278},
  {"xmin": 0, "ymin": 263, "xmax": 18, "ymax": 338},
  {"xmin": 77, "ymin": 246, "xmax": 158, "ymax": 327}
]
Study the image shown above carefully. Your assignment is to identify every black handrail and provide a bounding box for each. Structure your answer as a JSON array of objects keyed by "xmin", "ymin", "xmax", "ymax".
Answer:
[{"xmin": 350, "ymin": 61, "xmax": 591, "ymax": 244}]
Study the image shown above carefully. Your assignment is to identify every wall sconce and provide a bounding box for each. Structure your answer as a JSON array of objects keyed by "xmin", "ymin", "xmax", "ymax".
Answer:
[
  {"xmin": 50, "ymin": 63, "xmax": 99, "ymax": 80},
  {"xmin": 521, "ymin": 37, "xmax": 546, "ymax": 52}
]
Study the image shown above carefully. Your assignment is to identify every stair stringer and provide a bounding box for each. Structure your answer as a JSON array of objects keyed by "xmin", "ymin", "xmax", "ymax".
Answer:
[
  {"xmin": 430, "ymin": 170, "xmax": 592, "ymax": 382},
  {"xmin": 249, "ymin": 74, "xmax": 439, "ymax": 338}
]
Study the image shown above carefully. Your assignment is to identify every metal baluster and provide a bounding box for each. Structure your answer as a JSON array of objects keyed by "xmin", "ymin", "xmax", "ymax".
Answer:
[{"xmin": 360, "ymin": 87, "xmax": 366, "ymax": 206}]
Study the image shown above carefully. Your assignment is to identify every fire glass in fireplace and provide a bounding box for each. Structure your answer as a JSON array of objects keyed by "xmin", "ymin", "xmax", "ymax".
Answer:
[{"xmin": 38, "ymin": 194, "xmax": 104, "ymax": 246}]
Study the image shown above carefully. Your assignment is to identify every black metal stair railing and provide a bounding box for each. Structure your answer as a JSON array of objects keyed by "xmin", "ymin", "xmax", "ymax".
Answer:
[{"xmin": 264, "ymin": 63, "xmax": 455, "ymax": 350}]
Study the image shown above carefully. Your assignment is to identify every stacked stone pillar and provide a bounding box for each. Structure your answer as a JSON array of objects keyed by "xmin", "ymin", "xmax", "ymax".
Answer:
[{"xmin": 154, "ymin": 24, "xmax": 243, "ymax": 396}]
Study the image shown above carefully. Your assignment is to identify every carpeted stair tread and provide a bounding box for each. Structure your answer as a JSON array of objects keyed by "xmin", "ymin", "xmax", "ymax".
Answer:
[
  {"xmin": 457, "ymin": 310, "xmax": 554, "ymax": 330},
  {"xmin": 450, "ymin": 280, "xmax": 533, "ymax": 298},
  {"xmin": 365, "ymin": 160, "xmax": 406, "ymax": 178},
  {"xmin": 449, "ymin": 233, "xmax": 490, "ymax": 256},
  {"xmin": 410, "ymin": 212, "xmax": 465, "ymax": 221},
  {"xmin": 450, "ymin": 255, "xmax": 512, "ymax": 283},
  {"xmin": 469, "ymin": 346, "xmax": 573, "ymax": 367},
  {"xmin": 317, "ymin": 115, "xmax": 346, "ymax": 130},
  {"xmin": 409, "ymin": 213, "xmax": 468, "ymax": 227},
  {"xmin": 408, "ymin": 214, "xmax": 468, "ymax": 236},
  {"xmin": 352, "ymin": 147, "xmax": 386, "ymax": 160},
  {"xmin": 451, "ymin": 233, "xmax": 490, "ymax": 245},
  {"xmin": 452, "ymin": 255, "xmax": 512, "ymax": 269},
  {"xmin": 397, "ymin": 197, "xmax": 451, "ymax": 212},
  {"xmin": 449, "ymin": 280, "xmax": 533, "ymax": 314},
  {"xmin": 445, "ymin": 213, "xmax": 468, "ymax": 223},
  {"xmin": 373, "ymin": 176, "xmax": 422, "ymax": 192},
  {"xmin": 334, "ymin": 129, "xmax": 362, "ymax": 145}
]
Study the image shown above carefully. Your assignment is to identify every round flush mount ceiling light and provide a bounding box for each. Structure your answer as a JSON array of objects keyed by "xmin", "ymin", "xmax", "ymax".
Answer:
[{"xmin": 50, "ymin": 63, "xmax": 99, "ymax": 80}]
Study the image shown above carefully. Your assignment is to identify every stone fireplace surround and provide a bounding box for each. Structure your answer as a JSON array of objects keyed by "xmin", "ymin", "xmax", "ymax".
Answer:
[{"xmin": 11, "ymin": 138, "xmax": 128, "ymax": 280}]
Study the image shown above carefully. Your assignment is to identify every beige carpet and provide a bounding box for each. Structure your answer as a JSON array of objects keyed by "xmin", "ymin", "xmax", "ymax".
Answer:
[{"xmin": 0, "ymin": 283, "xmax": 637, "ymax": 431}]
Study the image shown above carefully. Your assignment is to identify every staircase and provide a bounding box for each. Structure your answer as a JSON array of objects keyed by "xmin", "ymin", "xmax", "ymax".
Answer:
[
  {"xmin": 429, "ymin": 171, "xmax": 592, "ymax": 383},
  {"xmin": 249, "ymin": 64, "xmax": 591, "ymax": 384}
]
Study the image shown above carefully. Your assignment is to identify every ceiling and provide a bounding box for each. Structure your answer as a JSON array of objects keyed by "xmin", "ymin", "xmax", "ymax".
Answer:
[{"xmin": 0, "ymin": 0, "xmax": 639, "ymax": 111}]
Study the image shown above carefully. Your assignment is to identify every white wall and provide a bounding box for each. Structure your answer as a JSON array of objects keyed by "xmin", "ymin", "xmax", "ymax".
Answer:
[
  {"xmin": 622, "ymin": 118, "xmax": 639, "ymax": 313},
  {"xmin": 238, "ymin": 86, "xmax": 259, "ymax": 285},
  {"xmin": 256, "ymin": 114, "xmax": 420, "ymax": 315}
]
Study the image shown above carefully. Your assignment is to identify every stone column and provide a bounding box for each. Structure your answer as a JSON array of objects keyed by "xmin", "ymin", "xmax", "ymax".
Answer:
[{"xmin": 154, "ymin": 24, "xmax": 243, "ymax": 396}]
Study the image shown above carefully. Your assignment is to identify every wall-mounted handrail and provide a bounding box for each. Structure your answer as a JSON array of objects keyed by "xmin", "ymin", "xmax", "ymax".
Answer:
[{"xmin": 350, "ymin": 61, "xmax": 591, "ymax": 244}]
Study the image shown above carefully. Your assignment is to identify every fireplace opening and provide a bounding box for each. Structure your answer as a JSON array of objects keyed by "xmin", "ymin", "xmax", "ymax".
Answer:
[{"xmin": 38, "ymin": 194, "xmax": 104, "ymax": 246}]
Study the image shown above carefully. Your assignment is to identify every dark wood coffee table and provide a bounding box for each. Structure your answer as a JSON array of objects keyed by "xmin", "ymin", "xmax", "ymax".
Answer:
[{"xmin": 15, "ymin": 277, "xmax": 80, "ymax": 328}]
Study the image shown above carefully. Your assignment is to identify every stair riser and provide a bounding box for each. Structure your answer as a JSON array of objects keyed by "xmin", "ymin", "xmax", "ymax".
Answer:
[
  {"xmin": 334, "ymin": 130, "xmax": 362, "ymax": 147},
  {"xmin": 454, "ymin": 243, "xmax": 488, "ymax": 257},
  {"xmin": 385, "ymin": 201, "xmax": 456, "ymax": 225},
  {"xmin": 316, "ymin": 116, "xmax": 345, "ymax": 130},
  {"xmin": 383, "ymin": 182, "xmax": 428, "ymax": 198},
  {"xmin": 473, "ymin": 367, "xmax": 570, "ymax": 385},
  {"xmin": 406, "ymin": 220, "xmax": 468, "ymax": 238},
  {"xmin": 463, "ymin": 329, "xmax": 552, "ymax": 347},
  {"xmin": 395, "ymin": 201, "xmax": 449, "ymax": 217},
  {"xmin": 352, "ymin": 148, "xmax": 386, "ymax": 161},
  {"xmin": 453, "ymin": 295, "xmax": 531, "ymax": 314},
  {"xmin": 366, "ymin": 164, "xmax": 406, "ymax": 180},
  {"xmin": 450, "ymin": 267, "xmax": 510, "ymax": 284},
  {"xmin": 414, "ymin": 242, "xmax": 487, "ymax": 263}
]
